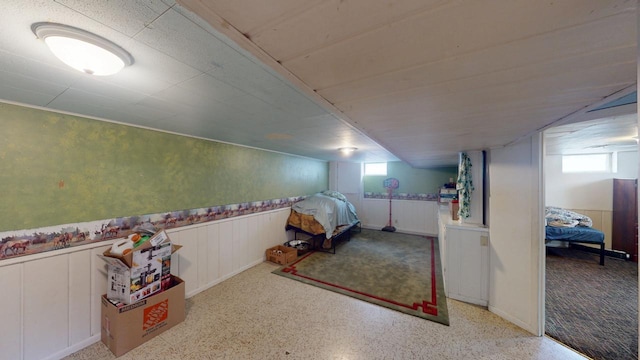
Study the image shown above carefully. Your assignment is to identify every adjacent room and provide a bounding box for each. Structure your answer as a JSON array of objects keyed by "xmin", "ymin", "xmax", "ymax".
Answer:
[
  {"xmin": 543, "ymin": 101, "xmax": 638, "ymax": 359},
  {"xmin": 0, "ymin": 1, "xmax": 636, "ymax": 360}
]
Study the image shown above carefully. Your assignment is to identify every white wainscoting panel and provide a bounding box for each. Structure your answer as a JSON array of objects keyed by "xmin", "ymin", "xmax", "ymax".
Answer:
[
  {"xmin": 0, "ymin": 263, "xmax": 22, "ymax": 360},
  {"xmin": 360, "ymin": 199, "xmax": 438, "ymax": 235},
  {"xmin": 206, "ymin": 223, "xmax": 221, "ymax": 284},
  {"xmin": 23, "ymin": 255, "xmax": 69, "ymax": 360},
  {"xmin": 0, "ymin": 207, "xmax": 291, "ymax": 360},
  {"xmin": 90, "ymin": 245, "xmax": 110, "ymax": 338},
  {"xmin": 68, "ymin": 251, "xmax": 91, "ymax": 347},
  {"xmin": 232, "ymin": 218, "xmax": 249, "ymax": 273}
]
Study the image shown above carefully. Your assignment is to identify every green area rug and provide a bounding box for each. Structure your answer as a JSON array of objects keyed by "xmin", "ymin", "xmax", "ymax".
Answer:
[{"xmin": 272, "ymin": 229, "xmax": 449, "ymax": 325}]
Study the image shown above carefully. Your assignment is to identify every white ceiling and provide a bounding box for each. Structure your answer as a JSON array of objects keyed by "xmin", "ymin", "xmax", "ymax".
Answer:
[
  {"xmin": 545, "ymin": 111, "xmax": 638, "ymax": 155},
  {"xmin": 0, "ymin": 0, "xmax": 637, "ymax": 168}
]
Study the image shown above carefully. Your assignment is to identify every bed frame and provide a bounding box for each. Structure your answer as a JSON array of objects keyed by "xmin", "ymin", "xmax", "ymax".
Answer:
[
  {"xmin": 545, "ymin": 226, "xmax": 605, "ymax": 266},
  {"xmin": 286, "ymin": 220, "xmax": 361, "ymax": 254}
]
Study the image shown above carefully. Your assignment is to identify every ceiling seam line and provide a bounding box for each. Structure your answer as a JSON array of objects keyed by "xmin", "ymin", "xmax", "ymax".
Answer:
[{"xmin": 45, "ymin": 87, "xmax": 70, "ymax": 107}]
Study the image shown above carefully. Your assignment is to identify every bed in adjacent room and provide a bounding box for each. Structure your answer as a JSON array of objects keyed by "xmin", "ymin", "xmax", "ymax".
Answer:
[
  {"xmin": 545, "ymin": 206, "xmax": 605, "ymax": 265},
  {"xmin": 286, "ymin": 191, "xmax": 360, "ymax": 253}
]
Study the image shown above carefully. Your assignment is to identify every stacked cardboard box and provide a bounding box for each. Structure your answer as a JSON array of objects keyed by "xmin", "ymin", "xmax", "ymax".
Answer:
[
  {"xmin": 98, "ymin": 230, "xmax": 181, "ymax": 304},
  {"xmin": 101, "ymin": 275, "xmax": 185, "ymax": 357},
  {"xmin": 99, "ymin": 230, "xmax": 185, "ymax": 356}
]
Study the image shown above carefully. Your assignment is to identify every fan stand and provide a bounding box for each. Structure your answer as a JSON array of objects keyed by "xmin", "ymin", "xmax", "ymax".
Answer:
[{"xmin": 381, "ymin": 187, "xmax": 396, "ymax": 232}]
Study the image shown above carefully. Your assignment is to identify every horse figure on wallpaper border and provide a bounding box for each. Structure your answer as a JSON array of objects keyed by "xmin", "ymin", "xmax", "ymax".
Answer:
[{"xmin": 1, "ymin": 239, "xmax": 29, "ymax": 257}]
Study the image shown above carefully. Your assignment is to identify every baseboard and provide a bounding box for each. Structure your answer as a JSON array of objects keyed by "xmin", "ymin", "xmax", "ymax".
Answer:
[
  {"xmin": 184, "ymin": 258, "xmax": 265, "ymax": 299},
  {"xmin": 44, "ymin": 335, "xmax": 101, "ymax": 360},
  {"xmin": 361, "ymin": 224, "xmax": 436, "ymax": 237},
  {"xmin": 488, "ymin": 305, "xmax": 539, "ymax": 336},
  {"xmin": 568, "ymin": 243, "xmax": 630, "ymax": 260}
]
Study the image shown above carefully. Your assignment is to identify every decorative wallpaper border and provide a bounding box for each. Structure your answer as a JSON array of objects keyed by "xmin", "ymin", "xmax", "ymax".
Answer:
[
  {"xmin": 0, "ymin": 196, "xmax": 303, "ymax": 261},
  {"xmin": 364, "ymin": 192, "xmax": 438, "ymax": 201}
]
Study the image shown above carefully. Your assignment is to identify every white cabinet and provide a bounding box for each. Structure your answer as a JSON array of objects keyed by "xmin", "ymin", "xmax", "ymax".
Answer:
[{"xmin": 440, "ymin": 206, "xmax": 489, "ymax": 307}]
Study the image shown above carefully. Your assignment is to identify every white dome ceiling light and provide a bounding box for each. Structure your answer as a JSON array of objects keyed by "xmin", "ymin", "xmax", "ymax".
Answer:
[
  {"xmin": 32, "ymin": 22, "xmax": 133, "ymax": 76},
  {"xmin": 338, "ymin": 147, "xmax": 357, "ymax": 156}
]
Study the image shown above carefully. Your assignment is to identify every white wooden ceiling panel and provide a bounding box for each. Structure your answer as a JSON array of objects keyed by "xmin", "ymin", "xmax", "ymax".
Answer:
[
  {"xmin": 545, "ymin": 114, "xmax": 638, "ymax": 155},
  {"xmin": 283, "ymin": 0, "xmax": 634, "ymax": 90},
  {"xmin": 344, "ymin": 61, "xmax": 635, "ymax": 125},
  {"xmin": 247, "ymin": 0, "xmax": 449, "ymax": 62},
  {"xmin": 322, "ymin": 18, "xmax": 636, "ymax": 104}
]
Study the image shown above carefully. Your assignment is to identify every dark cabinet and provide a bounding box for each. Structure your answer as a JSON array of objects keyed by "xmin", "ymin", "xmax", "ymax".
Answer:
[{"xmin": 612, "ymin": 179, "xmax": 638, "ymax": 262}]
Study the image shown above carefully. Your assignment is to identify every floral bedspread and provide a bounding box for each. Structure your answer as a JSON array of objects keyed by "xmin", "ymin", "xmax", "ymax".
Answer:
[{"xmin": 545, "ymin": 206, "xmax": 593, "ymax": 228}]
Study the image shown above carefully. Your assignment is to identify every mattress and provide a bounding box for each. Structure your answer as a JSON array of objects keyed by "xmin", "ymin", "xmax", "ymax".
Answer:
[
  {"xmin": 545, "ymin": 226, "xmax": 605, "ymax": 244},
  {"xmin": 291, "ymin": 192, "xmax": 358, "ymax": 239}
]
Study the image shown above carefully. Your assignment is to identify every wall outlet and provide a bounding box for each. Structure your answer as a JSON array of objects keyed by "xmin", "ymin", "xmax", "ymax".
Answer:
[{"xmin": 480, "ymin": 235, "xmax": 489, "ymax": 246}]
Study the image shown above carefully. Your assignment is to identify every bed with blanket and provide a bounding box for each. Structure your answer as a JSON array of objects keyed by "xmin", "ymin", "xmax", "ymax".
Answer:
[
  {"xmin": 286, "ymin": 191, "xmax": 361, "ymax": 253},
  {"xmin": 545, "ymin": 206, "xmax": 605, "ymax": 265}
]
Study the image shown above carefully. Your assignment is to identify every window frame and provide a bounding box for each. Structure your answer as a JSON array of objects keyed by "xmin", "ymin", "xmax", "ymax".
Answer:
[
  {"xmin": 364, "ymin": 162, "xmax": 388, "ymax": 176},
  {"xmin": 561, "ymin": 153, "xmax": 612, "ymax": 173}
]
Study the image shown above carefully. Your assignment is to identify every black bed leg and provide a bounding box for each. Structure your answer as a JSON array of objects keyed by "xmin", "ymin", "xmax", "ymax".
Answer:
[{"xmin": 599, "ymin": 243, "xmax": 605, "ymax": 266}]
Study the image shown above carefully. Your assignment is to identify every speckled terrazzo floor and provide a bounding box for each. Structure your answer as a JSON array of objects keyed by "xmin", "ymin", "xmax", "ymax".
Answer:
[{"xmin": 64, "ymin": 262, "xmax": 588, "ymax": 360}]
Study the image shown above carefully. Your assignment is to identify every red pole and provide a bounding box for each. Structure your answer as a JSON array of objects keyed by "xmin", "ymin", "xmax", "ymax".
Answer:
[{"xmin": 388, "ymin": 188, "xmax": 393, "ymax": 226}]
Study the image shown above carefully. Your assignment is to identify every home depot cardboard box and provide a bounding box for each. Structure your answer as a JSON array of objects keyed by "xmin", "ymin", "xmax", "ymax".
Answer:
[
  {"xmin": 98, "ymin": 230, "xmax": 182, "ymax": 304},
  {"xmin": 101, "ymin": 275, "xmax": 185, "ymax": 357}
]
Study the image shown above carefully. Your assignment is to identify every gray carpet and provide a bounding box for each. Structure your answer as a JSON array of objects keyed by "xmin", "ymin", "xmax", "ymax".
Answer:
[
  {"xmin": 546, "ymin": 246, "xmax": 638, "ymax": 360},
  {"xmin": 272, "ymin": 228, "xmax": 449, "ymax": 325}
]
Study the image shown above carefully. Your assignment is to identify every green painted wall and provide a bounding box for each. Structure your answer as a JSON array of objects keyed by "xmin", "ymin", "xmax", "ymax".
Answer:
[
  {"xmin": 0, "ymin": 102, "xmax": 328, "ymax": 232},
  {"xmin": 363, "ymin": 161, "xmax": 457, "ymax": 195}
]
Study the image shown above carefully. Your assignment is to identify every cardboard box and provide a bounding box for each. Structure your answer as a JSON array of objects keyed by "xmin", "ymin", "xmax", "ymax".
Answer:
[
  {"xmin": 101, "ymin": 275, "xmax": 185, "ymax": 357},
  {"xmin": 98, "ymin": 230, "xmax": 181, "ymax": 304},
  {"xmin": 266, "ymin": 245, "xmax": 297, "ymax": 265}
]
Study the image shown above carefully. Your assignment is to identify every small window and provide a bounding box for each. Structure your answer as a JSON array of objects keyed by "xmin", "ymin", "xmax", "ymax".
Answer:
[
  {"xmin": 562, "ymin": 154, "xmax": 609, "ymax": 173},
  {"xmin": 364, "ymin": 162, "xmax": 387, "ymax": 176}
]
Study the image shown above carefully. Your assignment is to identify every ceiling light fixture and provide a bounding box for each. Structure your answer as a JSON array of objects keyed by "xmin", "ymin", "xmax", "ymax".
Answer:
[
  {"xmin": 339, "ymin": 147, "xmax": 357, "ymax": 155},
  {"xmin": 32, "ymin": 22, "xmax": 133, "ymax": 76}
]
